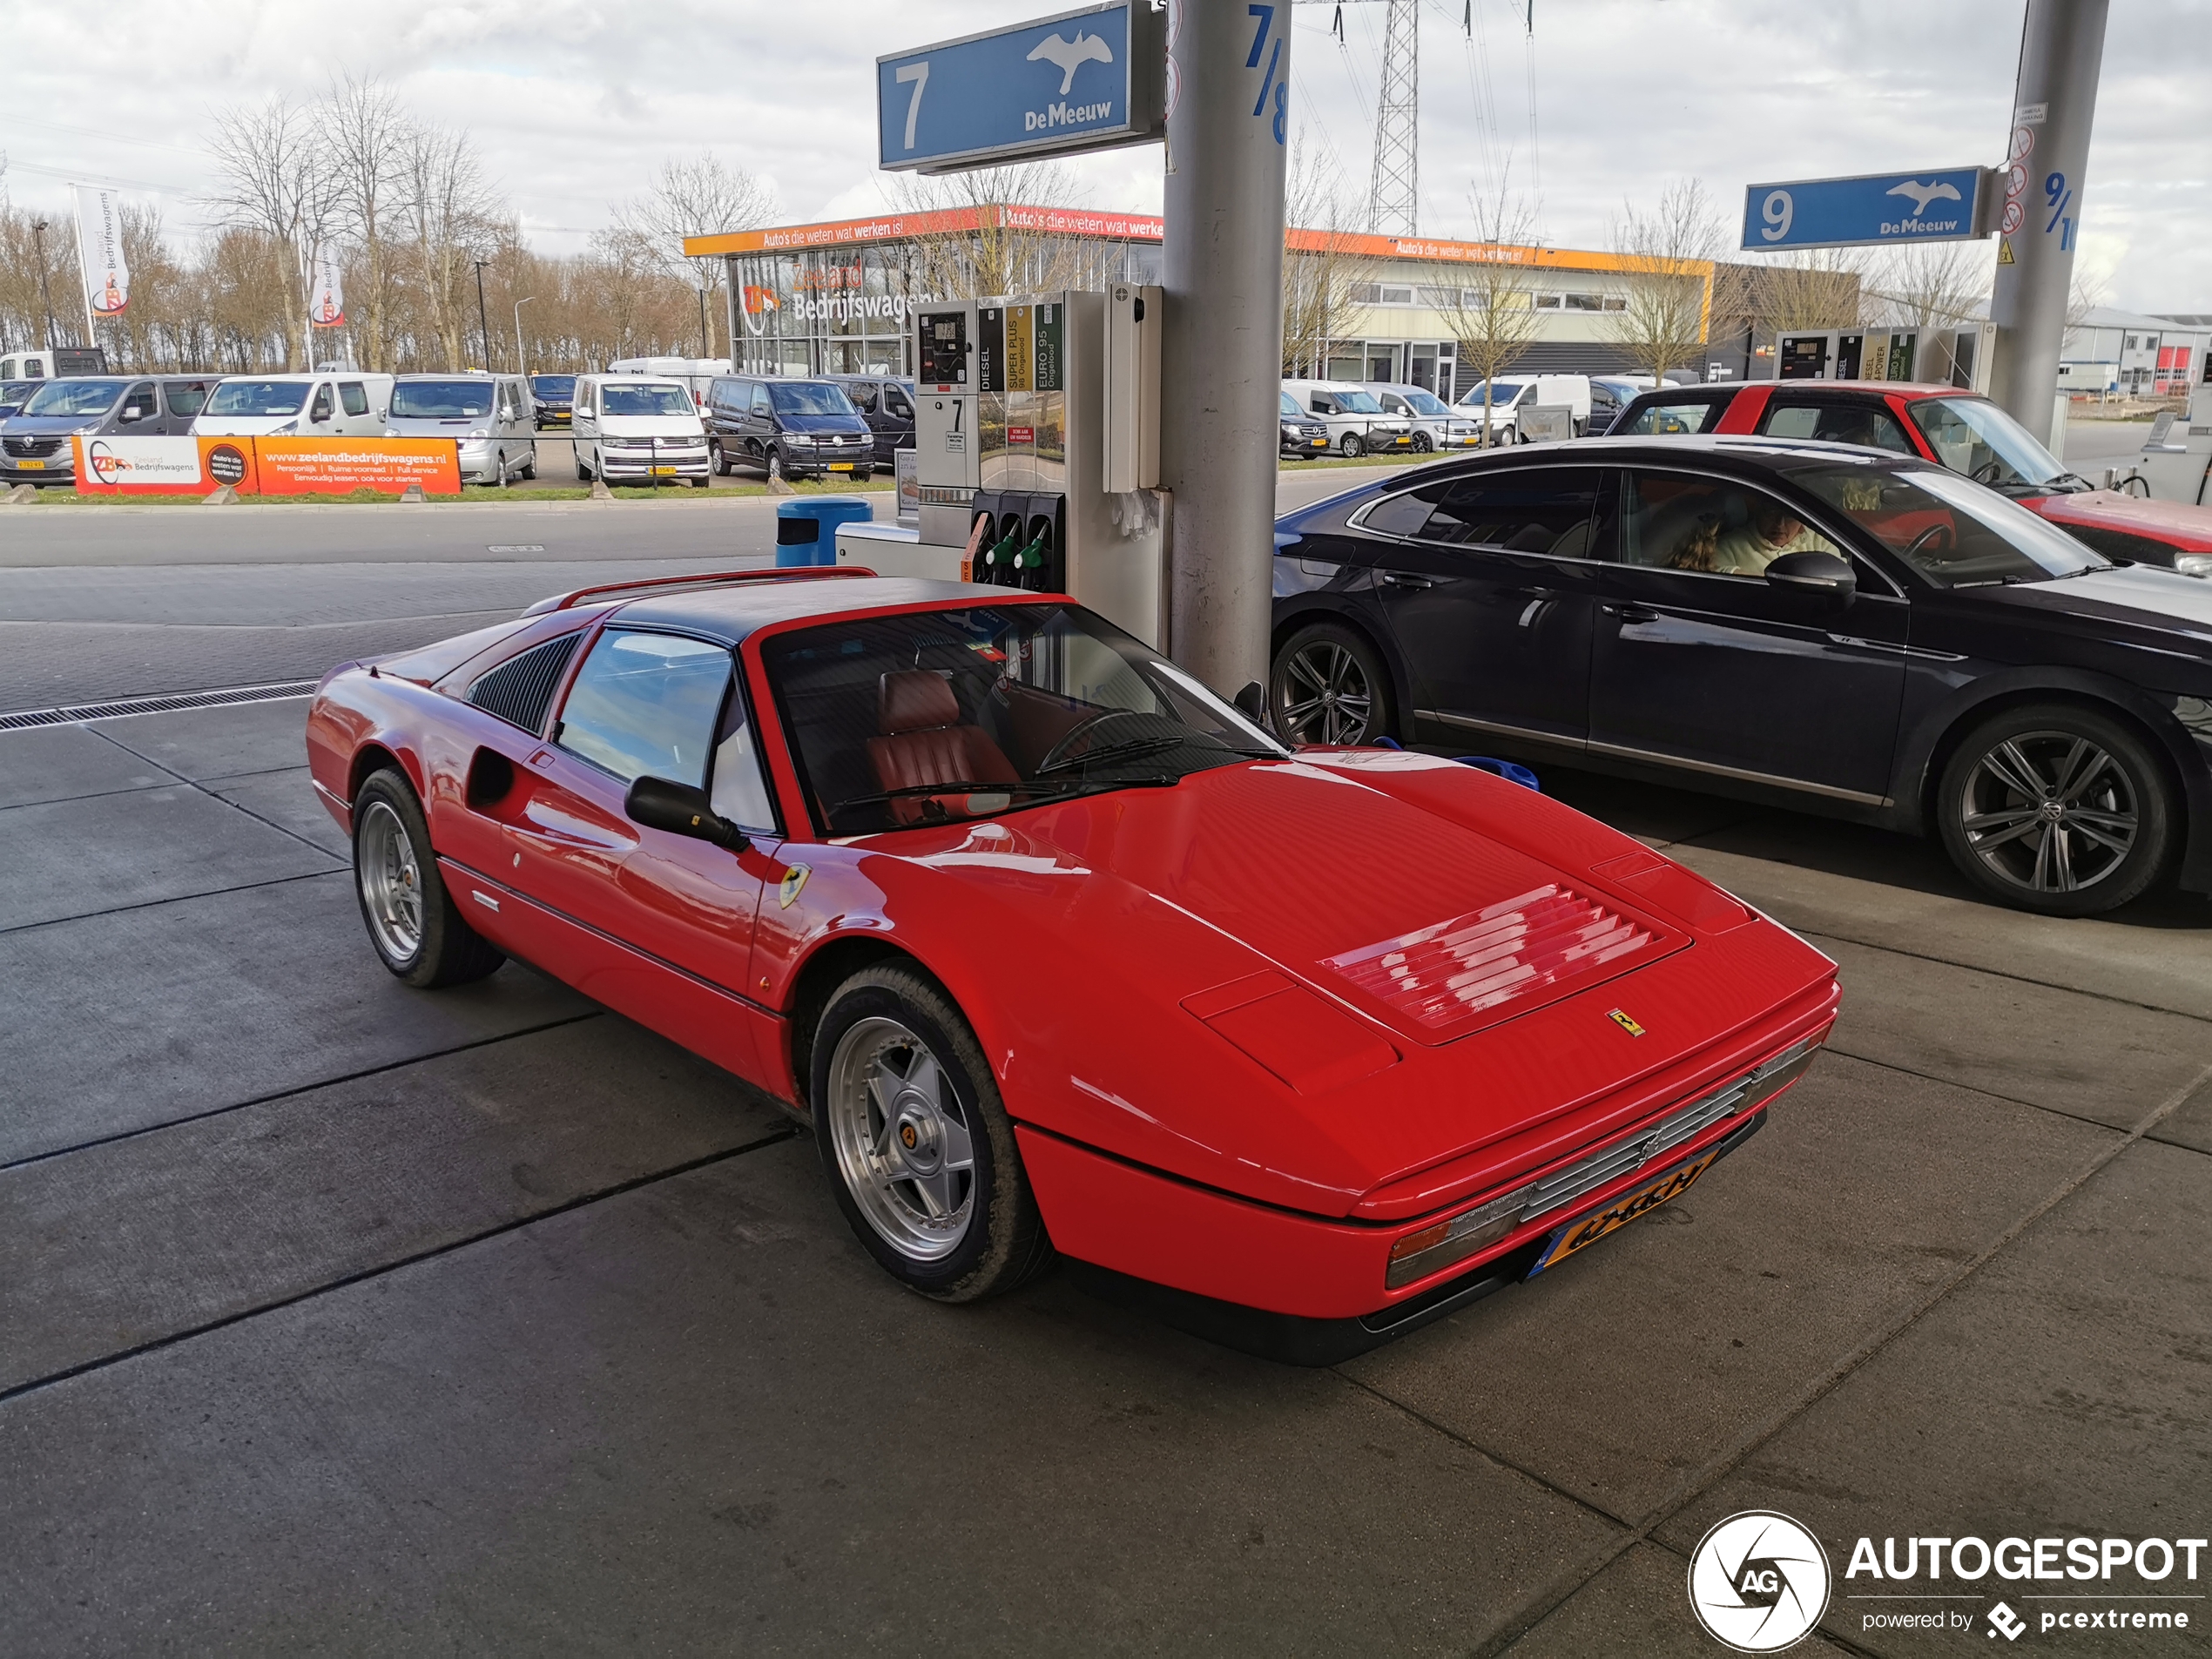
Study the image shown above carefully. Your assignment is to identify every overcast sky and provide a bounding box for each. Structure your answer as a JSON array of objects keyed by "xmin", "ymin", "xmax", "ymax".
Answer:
[{"xmin": 7, "ymin": 0, "xmax": 2208, "ymax": 314}]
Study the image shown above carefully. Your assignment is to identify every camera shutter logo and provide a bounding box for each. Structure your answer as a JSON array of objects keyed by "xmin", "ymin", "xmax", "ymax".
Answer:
[{"xmin": 1687, "ymin": 1510, "xmax": 1832, "ymax": 1652}]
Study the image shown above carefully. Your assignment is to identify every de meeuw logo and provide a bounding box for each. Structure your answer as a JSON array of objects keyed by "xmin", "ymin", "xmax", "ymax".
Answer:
[
  {"xmin": 1688, "ymin": 1511, "xmax": 1833, "ymax": 1652},
  {"xmin": 1023, "ymin": 29, "xmax": 1116, "ymax": 133}
]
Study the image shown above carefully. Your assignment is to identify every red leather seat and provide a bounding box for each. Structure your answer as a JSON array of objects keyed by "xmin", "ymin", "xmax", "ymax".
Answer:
[{"xmin": 867, "ymin": 671, "xmax": 1020, "ymax": 822}]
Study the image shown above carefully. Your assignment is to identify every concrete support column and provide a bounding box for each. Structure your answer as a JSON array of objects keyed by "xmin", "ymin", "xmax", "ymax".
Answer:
[
  {"xmin": 1986, "ymin": 0, "xmax": 2108, "ymax": 434},
  {"xmin": 1159, "ymin": 0, "xmax": 1289, "ymax": 696}
]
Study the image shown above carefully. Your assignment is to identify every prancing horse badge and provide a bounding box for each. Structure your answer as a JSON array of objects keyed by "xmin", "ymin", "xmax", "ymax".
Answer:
[{"xmin": 1607, "ymin": 1008, "xmax": 1647, "ymax": 1037}]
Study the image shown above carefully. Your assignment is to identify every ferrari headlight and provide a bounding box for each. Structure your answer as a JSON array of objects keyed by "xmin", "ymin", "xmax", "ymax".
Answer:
[{"xmin": 2175, "ymin": 553, "xmax": 2212, "ymax": 579}]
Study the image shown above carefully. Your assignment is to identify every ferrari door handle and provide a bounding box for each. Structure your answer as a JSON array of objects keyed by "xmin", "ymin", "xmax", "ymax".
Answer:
[
  {"xmin": 1601, "ymin": 602, "xmax": 1657, "ymax": 622},
  {"xmin": 1379, "ymin": 571, "xmax": 1435, "ymax": 590}
]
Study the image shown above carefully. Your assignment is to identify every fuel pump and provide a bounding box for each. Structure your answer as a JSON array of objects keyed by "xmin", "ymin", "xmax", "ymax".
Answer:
[{"xmin": 838, "ymin": 286, "xmax": 1165, "ymax": 645}]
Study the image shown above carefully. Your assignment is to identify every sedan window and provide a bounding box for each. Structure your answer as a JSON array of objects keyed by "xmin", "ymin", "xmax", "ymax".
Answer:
[
  {"xmin": 1620, "ymin": 472, "xmax": 1839, "ymax": 577},
  {"xmin": 556, "ymin": 631, "xmax": 732, "ymax": 786},
  {"xmin": 1421, "ymin": 468, "xmax": 1605, "ymax": 556},
  {"xmin": 1615, "ymin": 398, "xmax": 1725, "ymax": 436},
  {"xmin": 1760, "ymin": 399, "xmax": 1914, "ymax": 455},
  {"xmin": 165, "ymin": 383, "xmax": 209, "ymax": 418},
  {"xmin": 1789, "ymin": 463, "xmax": 2104, "ymax": 587}
]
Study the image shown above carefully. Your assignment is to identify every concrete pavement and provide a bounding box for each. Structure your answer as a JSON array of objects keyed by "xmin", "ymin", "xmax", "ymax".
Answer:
[{"xmin": 1, "ymin": 696, "xmax": 2204, "ymax": 1655}]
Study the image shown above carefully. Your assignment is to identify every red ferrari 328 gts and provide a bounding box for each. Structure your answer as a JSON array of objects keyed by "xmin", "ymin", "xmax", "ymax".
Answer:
[{"xmin": 307, "ymin": 569, "xmax": 1838, "ymax": 1363}]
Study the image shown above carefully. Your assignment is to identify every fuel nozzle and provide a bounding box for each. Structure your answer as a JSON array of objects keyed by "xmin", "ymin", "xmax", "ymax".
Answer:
[{"xmin": 1013, "ymin": 526, "xmax": 1051, "ymax": 589}]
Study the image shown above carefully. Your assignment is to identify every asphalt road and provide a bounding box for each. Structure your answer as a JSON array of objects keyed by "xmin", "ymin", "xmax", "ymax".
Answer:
[{"xmin": 0, "ymin": 468, "xmax": 1399, "ymax": 710}]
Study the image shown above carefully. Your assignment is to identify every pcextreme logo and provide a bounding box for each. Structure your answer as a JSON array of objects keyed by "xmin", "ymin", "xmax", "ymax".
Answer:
[{"xmin": 1687, "ymin": 1511, "xmax": 1832, "ymax": 1652}]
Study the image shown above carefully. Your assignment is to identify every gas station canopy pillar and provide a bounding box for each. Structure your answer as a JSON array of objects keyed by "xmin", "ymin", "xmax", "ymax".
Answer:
[
  {"xmin": 1159, "ymin": 0, "xmax": 1289, "ymax": 698},
  {"xmin": 1986, "ymin": 0, "xmax": 2108, "ymax": 435}
]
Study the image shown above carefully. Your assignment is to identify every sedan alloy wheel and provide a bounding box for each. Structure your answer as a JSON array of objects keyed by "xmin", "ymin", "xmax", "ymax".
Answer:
[{"xmin": 1271, "ymin": 623, "xmax": 1389, "ymax": 746}]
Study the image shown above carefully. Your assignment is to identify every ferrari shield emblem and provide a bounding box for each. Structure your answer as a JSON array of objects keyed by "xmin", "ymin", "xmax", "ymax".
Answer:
[
  {"xmin": 778, "ymin": 863, "xmax": 812, "ymax": 909},
  {"xmin": 1607, "ymin": 1008, "xmax": 1646, "ymax": 1037}
]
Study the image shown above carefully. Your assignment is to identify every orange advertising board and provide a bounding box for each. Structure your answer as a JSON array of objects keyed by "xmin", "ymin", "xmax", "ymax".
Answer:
[
  {"xmin": 251, "ymin": 437, "xmax": 461, "ymax": 495},
  {"xmin": 71, "ymin": 435, "xmax": 460, "ymax": 496}
]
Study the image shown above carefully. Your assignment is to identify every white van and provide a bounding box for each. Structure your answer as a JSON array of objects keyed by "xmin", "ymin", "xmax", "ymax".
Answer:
[
  {"xmin": 1454, "ymin": 374, "xmax": 1594, "ymax": 440},
  {"xmin": 1280, "ymin": 379, "xmax": 1415, "ymax": 458},
  {"xmin": 192, "ymin": 373, "xmax": 395, "ymax": 438},
  {"xmin": 386, "ymin": 374, "xmax": 537, "ymax": 485},
  {"xmin": 607, "ymin": 356, "xmax": 731, "ymax": 414},
  {"xmin": 571, "ymin": 374, "xmax": 711, "ymax": 488}
]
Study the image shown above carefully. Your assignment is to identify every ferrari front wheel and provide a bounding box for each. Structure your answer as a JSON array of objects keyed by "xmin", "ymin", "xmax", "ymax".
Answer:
[{"xmin": 812, "ymin": 965, "xmax": 1051, "ymax": 1302}]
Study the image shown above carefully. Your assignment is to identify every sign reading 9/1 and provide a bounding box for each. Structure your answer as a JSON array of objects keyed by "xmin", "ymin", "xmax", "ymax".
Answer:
[
  {"xmin": 1741, "ymin": 166, "xmax": 1991, "ymax": 251},
  {"xmin": 878, "ymin": 2, "xmax": 1165, "ymax": 175}
]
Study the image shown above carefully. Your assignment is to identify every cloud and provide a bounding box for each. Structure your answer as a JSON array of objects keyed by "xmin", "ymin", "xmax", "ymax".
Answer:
[{"xmin": 3, "ymin": 0, "xmax": 2205, "ymax": 310}]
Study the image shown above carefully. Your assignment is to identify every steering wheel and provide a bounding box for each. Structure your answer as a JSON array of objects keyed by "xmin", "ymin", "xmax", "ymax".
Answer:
[
  {"xmin": 1969, "ymin": 459, "xmax": 2008, "ymax": 485},
  {"xmin": 1906, "ymin": 523, "xmax": 1954, "ymax": 560},
  {"xmin": 1036, "ymin": 708, "xmax": 1152, "ymax": 774}
]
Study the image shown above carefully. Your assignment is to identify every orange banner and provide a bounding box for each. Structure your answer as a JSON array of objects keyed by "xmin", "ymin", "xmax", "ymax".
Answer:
[
  {"xmin": 71, "ymin": 435, "xmax": 258, "ymax": 496},
  {"xmin": 252, "ymin": 437, "xmax": 461, "ymax": 495}
]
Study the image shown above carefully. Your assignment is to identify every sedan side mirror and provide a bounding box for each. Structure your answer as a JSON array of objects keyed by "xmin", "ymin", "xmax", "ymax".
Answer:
[
  {"xmin": 1764, "ymin": 550, "xmax": 1856, "ymax": 599},
  {"xmin": 625, "ymin": 775, "xmax": 750, "ymax": 851}
]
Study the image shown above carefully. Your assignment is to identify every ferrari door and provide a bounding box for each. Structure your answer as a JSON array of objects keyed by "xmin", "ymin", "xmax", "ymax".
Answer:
[
  {"xmin": 1587, "ymin": 469, "xmax": 1908, "ymax": 804},
  {"xmin": 1366, "ymin": 464, "xmax": 1608, "ymax": 748},
  {"xmin": 507, "ymin": 627, "xmax": 778, "ymax": 1081}
]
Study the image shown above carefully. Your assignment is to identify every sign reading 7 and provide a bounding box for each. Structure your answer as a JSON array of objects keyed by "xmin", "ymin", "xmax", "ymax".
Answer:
[{"xmin": 1246, "ymin": 4, "xmax": 1287, "ymax": 144}]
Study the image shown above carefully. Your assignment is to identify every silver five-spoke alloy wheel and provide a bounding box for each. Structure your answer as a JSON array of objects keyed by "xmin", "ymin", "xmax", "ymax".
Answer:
[
  {"xmin": 824, "ymin": 1016, "xmax": 975, "ymax": 1263},
  {"xmin": 1959, "ymin": 730, "xmax": 2138, "ymax": 896},
  {"xmin": 356, "ymin": 799, "xmax": 425, "ymax": 962},
  {"xmin": 1279, "ymin": 638, "xmax": 1374, "ymax": 746}
]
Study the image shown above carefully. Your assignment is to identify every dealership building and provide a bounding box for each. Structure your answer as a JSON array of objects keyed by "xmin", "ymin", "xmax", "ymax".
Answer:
[{"xmin": 685, "ymin": 206, "xmax": 1711, "ymax": 398}]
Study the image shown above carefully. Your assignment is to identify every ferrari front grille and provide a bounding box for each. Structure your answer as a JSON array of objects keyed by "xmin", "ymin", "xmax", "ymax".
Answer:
[
  {"xmin": 1383, "ymin": 1035, "xmax": 1822, "ymax": 1289},
  {"xmin": 1325, "ymin": 884, "xmax": 1654, "ymax": 1029}
]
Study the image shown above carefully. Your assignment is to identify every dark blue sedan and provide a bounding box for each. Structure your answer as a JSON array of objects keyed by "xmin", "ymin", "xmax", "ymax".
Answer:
[{"xmin": 1269, "ymin": 435, "xmax": 2212, "ymax": 917}]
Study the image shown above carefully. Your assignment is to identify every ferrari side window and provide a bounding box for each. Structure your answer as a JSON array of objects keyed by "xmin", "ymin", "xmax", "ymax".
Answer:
[
  {"xmin": 709, "ymin": 705, "xmax": 778, "ymax": 832},
  {"xmin": 556, "ymin": 630, "xmax": 731, "ymax": 787}
]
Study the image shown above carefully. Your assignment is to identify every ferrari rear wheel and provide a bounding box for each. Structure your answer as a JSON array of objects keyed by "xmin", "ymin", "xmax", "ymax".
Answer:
[
  {"xmin": 352, "ymin": 769, "xmax": 505, "ymax": 988},
  {"xmin": 812, "ymin": 965, "xmax": 1051, "ymax": 1302}
]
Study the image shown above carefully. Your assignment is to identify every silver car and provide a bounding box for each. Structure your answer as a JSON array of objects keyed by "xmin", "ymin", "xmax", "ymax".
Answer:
[
  {"xmin": 1369, "ymin": 382, "xmax": 1484, "ymax": 453},
  {"xmin": 385, "ymin": 374, "xmax": 537, "ymax": 485}
]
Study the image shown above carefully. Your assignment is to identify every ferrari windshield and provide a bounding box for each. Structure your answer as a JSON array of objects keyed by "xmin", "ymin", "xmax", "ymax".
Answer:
[
  {"xmin": 1906, "ymin": 395, "xmax": 2071, "ymax": 493},
  {"xmin": 763, "ymin": 603, "xmax": 1286, "ymax": 837},
  {"xmin": 1790, "ymin": 462, "xmax": 2106, "ymax": 587}
]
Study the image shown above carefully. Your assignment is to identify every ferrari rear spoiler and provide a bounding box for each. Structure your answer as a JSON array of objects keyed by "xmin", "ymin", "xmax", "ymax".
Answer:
[{"xmin": 520, "ymin": 565, "xmax": 879, "ymax": 617}]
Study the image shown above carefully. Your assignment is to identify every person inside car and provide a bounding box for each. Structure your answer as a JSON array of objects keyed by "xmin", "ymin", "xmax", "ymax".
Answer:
[
  {"xmin": 1669, "ymin": 514, "xmax": 1725, "ymax": 573},
  {"xmin": 1712, "ymin": 501, "xmax": 1831, "ymax": 575}
]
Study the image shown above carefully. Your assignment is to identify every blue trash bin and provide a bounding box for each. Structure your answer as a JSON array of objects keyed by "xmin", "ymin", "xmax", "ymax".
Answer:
[
  {"xmin": 775, "ymin": 496, "xmax": 873, "ymax": 567},
  {"xmin": 1453, "ymin": 754, "xmax": 1541, "ymax": 791}
]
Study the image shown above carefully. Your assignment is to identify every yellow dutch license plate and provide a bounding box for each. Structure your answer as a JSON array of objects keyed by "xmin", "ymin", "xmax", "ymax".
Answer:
[
  {"xmin": 650, "ymin": 464, "xmax": 678, "ymax": 475},
  {"xmin": 17, "ymin": 458, "xmax": 45, "ymax": 470},
  {"xmin": 828, "ymin": 462, "xmax": 853, "ymax": 471},
  {"xmin": 1528, "ymin": 1147, "xmax": 1723, "ymax": 1274},
  {"xmin": 1311, "ymin": 437, "xmax": 1326, "ymax": 448}
]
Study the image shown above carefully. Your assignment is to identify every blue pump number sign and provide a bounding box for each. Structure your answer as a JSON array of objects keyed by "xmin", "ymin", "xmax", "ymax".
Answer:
[
  {"xmin": 879, "ymin": 3, "xmax": 1165, "ymax": 175},
  {"xmin": 1742, "ymin": 167, "xmax": 1989, "ymax": 252}
]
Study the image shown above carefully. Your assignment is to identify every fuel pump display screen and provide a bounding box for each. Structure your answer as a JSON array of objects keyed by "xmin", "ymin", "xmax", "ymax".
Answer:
[{"xmin": 920, "ymin": 311, "xmax": 969, "ymax": 387}]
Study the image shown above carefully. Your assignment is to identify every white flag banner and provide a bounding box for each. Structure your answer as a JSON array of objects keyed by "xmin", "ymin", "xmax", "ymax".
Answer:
[
  {"xmin": 308, "ymin": 245, "xmax": 345, "ymax": 327},
  {"xmin": 73, "ymin": 185, "xmax": 129, "ymax": 317}
]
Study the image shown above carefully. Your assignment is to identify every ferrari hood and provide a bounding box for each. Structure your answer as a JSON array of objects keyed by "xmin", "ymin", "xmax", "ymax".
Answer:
[
  {"xmin": 999, "ymin": 759, "xmax": 1688, "ymax": 1046},
  {"xmin": 2031, "ymin": 489, "xmax": 2212, "ymax": 553}
]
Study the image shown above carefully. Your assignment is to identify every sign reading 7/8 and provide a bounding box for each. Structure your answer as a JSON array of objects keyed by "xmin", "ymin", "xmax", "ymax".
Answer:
[{"xmin": 1245, "ymin": 5, "xmax": 1288, "ymax": 145}]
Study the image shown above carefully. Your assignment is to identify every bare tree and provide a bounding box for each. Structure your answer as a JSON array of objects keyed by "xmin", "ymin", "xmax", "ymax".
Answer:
[
  {"xmin": 400, "ymin": 122, "xmax": 497, "ymax": 370},
  {"xmin": 206, "ymin": 97, "xmax": 336, "ymax": 369},
  {"xmin": 1429, "ymin": 177, "xmax": 1543, "ymax": 442},
  {"xmin": 604, "ymin": 153, "xmax": 776, "ymax": 358},
  {"xmin": 325, "ymin": 77, "xmax": 408, "ymax": 371},
  {"xmin": 1865, "ymin": 241, "xmax": 1987, "ymax": 334},
  {"xmin": 1602, "ymin": 177, "xmax": 1723, "ymax": 387},
  {"xmin": 1280, "ymin": 134, "xmax": 1371, "ymax": 377},
  {"xmin": 881, "ymin": 162, "xmax": 1095, "ymax": 301},
  {"xmin": 1747, "ymin": 246, "xmax": 1867, "ymax": 333}
]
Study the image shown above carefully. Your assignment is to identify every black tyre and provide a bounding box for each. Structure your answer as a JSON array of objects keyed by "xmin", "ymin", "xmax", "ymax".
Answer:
[
  {"xmin": 811, "ymin": 964, "xmax": 1052, "ymax": 1303},
  {"xmin": 520, "ymin": 448, "xmax": 537, "ymax": 480},
  {"xmin": 351, "ymin": 769, "xmax": 506, "ymax": 988},
  {"xmin": 576, "ymin": 448, "xmax": 592, "ymax": 482},
  {"xmin": 1270, "ymin": 620, "xmax": 1393, "ymax": 746},
  {"xmin": 765, "ymin": 448, "xmax": 786, "ymax": 483},
  {"xmin": 1935, "ymin": 703, "xmax": 2177, "ymax": 916},
  {"xmin": 1339, "ymin": 431, "xmax": 1365, "ymax": 458},
  {"xmin": 712, "ymin": 439, "xmax": 732, "ymax": 476},
  {"xmin": 1412, "ymin": 430, "xmax": 1433, "ymax": 453}
]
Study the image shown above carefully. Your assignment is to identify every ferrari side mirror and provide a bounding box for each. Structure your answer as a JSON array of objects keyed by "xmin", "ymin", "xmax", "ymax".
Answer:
[
  {"xmin": 625, "ymin": 775, "xmax": 750, "ymax": 851},
  {"xmin": 1232, "ymin": 681, "xmax": 1266, "ymax": 724}
]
